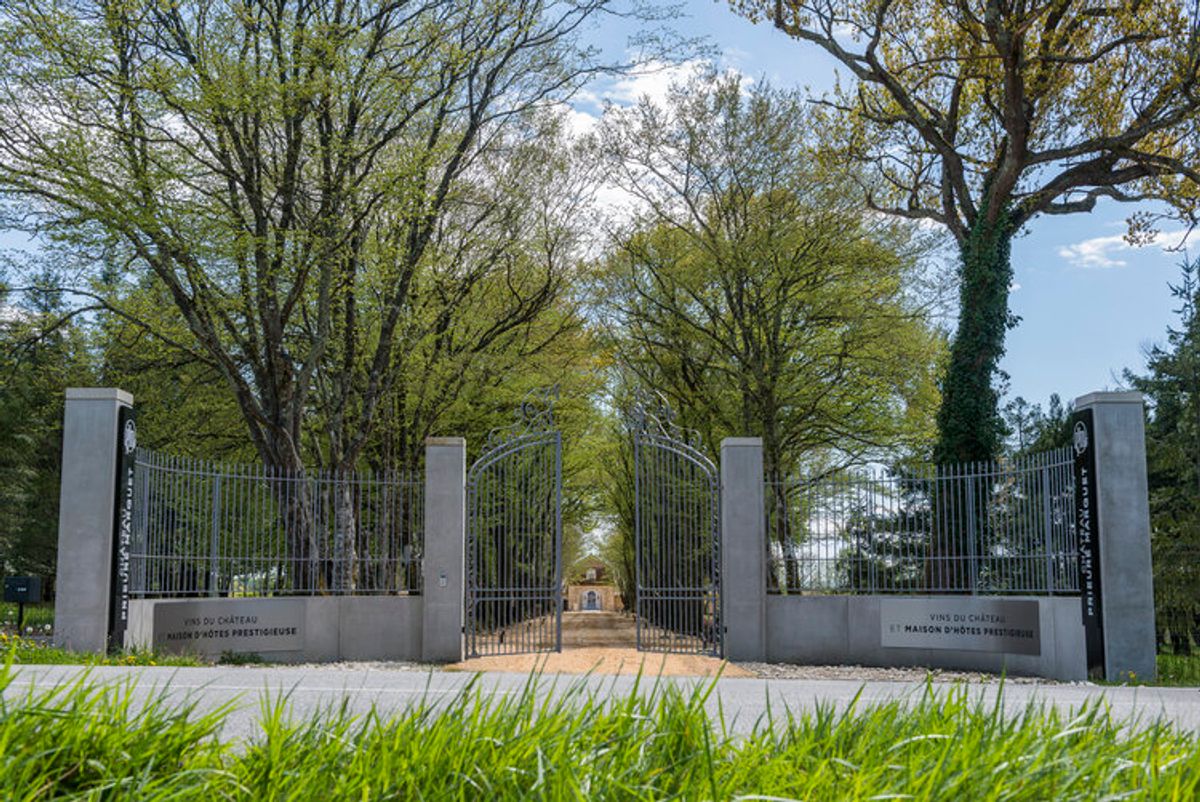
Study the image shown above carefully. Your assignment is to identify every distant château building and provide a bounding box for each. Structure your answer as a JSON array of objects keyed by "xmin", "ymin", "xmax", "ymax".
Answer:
[{"xmin": 564, "ymin": 555, "xmax": 623, "ymax": 612}]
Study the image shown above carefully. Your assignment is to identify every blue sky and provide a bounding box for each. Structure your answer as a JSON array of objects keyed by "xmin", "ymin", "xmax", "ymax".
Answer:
[{"xmin": 579, "ymin": 3, "xmax": 1189, "ymax": 411}]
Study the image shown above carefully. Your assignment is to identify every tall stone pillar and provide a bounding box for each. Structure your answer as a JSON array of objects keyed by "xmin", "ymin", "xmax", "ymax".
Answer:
[
  {"xmin": 53, "ymin": 388, "xmax": 134, "ymax": 653},
  {"xmin": 720, "ymin": 437, "xmax": 766, "ymax": 660},
  {"xmin": 422, "ymin": 437, "xmax": 466, "ymax": 662},
  {"xmin": 1072, "ymin": 391, "xmax": 1156, "ymax": 682}
]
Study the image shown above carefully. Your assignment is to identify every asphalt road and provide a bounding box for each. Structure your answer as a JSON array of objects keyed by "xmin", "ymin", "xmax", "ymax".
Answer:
[{"xmin": 6, "ymin": 664, "xmax": 1200, "ymax": 740}]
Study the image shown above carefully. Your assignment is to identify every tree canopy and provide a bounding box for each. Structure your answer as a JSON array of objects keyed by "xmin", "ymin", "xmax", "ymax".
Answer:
[
  {"xmin": 0, "ymin": 0, "xmax": 620, "ymax": 476},
  {"xmin": 594, "ymin": 75, "xmax": 945, "ymax": 481}
]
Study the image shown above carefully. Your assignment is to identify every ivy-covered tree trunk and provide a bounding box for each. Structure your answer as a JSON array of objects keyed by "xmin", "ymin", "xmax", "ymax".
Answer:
[
  {"xmin": 935, "ymin": 213, "xmax": 1015, "ymax": 466},
  {"xmin": 929, "ymin": 213, "xmax": 1015, "ymax": 591}
]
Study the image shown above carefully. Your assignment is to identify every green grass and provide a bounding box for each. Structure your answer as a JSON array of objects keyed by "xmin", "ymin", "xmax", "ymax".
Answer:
[
  {"xmin": 1, "ymin": 633, "xmax": 204, "ymax": 667},
  {"xmin": 1, "ymin": 668, "xmax": 1198, "ymax": 799},
  {"xmin": 0, "ymin": 601, "xmax": 53, "ymax": 635},
  {"xmin": 1157, "ymin": 652, "xmax": 1200, "ymax": 686}
]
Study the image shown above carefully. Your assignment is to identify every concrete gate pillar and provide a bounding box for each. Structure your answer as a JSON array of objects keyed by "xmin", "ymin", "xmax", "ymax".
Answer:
[
  {"xmin": 422, "ymin": 437, "xmax": 466, "ymax": 662},
  {"xmin": 1073, "ymin": 391, "xmax": 1156, "ymax": 682},
  {"xmin": 53, "ymin": 388, "xmax": 134, "ymax": 653},
  {"xmin": 720, "ymin": 437, "xmax": 767, "ymax": 660}
]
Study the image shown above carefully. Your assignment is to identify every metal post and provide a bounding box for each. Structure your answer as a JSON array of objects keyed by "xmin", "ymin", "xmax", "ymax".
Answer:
[
  {"xmin": 209, "ymin": 473, "xmax": 221, "ymax": 597},
  {"xmin": 1041, "ymin": 463, "xmax": 1055, "ymax": 596},
  {"xmin": 966, "ymin": 467, "xmax": 978, "ymax": 595},
  {"xmin": 634, "ymin": 433, "xmax": 642, "ymax": 653},
  {"xmin": 554, "ymin": 431, "xmax": 563, "ymax": 652}
]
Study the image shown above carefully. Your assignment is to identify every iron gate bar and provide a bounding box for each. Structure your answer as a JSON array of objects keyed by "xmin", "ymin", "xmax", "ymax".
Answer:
[
  {"xmin": 631, "ymin": 394, "xmax": 722, "ymax": 658},
  {"xmin": 465, "ymin": 389, "xmax": 563, "ymax": 657}
]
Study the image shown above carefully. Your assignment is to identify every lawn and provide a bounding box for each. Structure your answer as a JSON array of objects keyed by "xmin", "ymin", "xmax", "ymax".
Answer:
[
  {"xmin": 0, "ymin": 601, "xmax": 53, "ymax": 636},
  {"xmin": 1, "ymin": 633, "xmax": 204, "ymax": 667},
  {"xmin": 1157, "ymin": 652, "xmax": 1200, "ymax": 687},
  {"xmin": 0, "ymin": 668, "xmax": 1197, "ymax": 800}
]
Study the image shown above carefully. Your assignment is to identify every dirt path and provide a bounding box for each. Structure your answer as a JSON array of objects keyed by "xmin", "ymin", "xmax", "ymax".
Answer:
[{"xmin": 446, "ymin": 646, "xmax": 753, "ymax": 677}]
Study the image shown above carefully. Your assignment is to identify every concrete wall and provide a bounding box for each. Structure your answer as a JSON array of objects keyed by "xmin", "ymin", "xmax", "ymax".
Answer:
[
  {"xmin": 765, "ymin": 595, "xmax": 1087, "ymax": 681},
  {"xmin": 128, "ymin": 596, "xmax": 424, "ymax": 662}
]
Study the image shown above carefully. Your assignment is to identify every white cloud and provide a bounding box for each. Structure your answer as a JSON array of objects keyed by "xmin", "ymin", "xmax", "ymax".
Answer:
[
  {"xmin": 561, "ymin": 106, "xmax": 599, "ymax": 138},
  {"xmin": 601, "ymin": 59, "xmax": 711, "ymax": 107},
  {"xmin": 0, "ymin": 303, "xmax": 30, "ymax": 325},
  {"xmin": 575, "ymin": 59, "xmax": 752, "ymax": 115},
  {"xmin": 560, "ymin": 61, "xmax": 719, "ymax": 144},
  {"xmin": 1058, "ymin": 229, "xmax": 1189, "ymax": 269},
  {"xmin": 1058, "ymin": 233, "xmax": 1131, "ymax": 268}
]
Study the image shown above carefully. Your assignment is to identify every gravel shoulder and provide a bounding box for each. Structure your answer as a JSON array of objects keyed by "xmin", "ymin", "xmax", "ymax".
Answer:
[{"xmin": 736, "ymin": 661, "xmax": 1058, "ymax": 684}]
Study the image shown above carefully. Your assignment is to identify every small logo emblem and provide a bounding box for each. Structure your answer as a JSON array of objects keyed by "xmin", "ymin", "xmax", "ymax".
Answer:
[
  {"xmin": 123, "ymin": 419, "xmax": 138, "ymax": 455},
  {"xmin": 1072, "ymin": 421, "xmax": 1088, "ymax": 456}
]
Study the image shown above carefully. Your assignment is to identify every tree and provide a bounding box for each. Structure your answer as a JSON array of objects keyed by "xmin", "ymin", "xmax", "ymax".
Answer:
[
  {"xmin": 731, "ymin": 0, "xmax": 1200, "ymax": 464},
  {"xmin": 592, "ymin": 75, "xmax": 944, "ymax": 590},
  {"xmin": 594, "ymin": 75, "xmax": 944, "ymax": 483},
  {"xmin": 0, "ymin": 0, "xmax": 632, "ymax": 590},
  {"xmin": 0, "ymin": 0, "xmax": 623, "ymax": 475},
  {"xmin": 1003, "ymin": 393, "xmax": 1072, "ymax": 455},
  {"xmin": 0, "ymin": 271, "xmax": 95, "ymax": 585},
  {"xmin": 1127, "ymin": 253, "xmax": 1200, "ymax": 653}
]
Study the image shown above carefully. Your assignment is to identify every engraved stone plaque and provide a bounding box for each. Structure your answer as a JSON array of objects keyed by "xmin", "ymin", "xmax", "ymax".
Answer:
[
  {"xmin": 152, "ymin": 598, "xmax": 304, "ymax": 655},
  {"xmin": 880, "ymin": 598, "xmax": 1040, "ymax": 655}
]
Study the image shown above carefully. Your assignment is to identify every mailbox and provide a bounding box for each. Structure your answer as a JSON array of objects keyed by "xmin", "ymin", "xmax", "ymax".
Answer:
[{"xmin": 4, "ymin": 576, "xmax": 42, "ymax": 604}]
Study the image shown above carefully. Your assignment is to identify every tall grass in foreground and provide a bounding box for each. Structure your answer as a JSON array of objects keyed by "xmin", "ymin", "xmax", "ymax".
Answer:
[{"xmin": 1, "ymin": 666, "xmax": 1198, "ymax": 800}]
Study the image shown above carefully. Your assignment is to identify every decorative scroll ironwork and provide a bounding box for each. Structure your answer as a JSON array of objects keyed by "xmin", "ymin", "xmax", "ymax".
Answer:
[
  {"xmin": 627, "ymin": 389, "xmax": 706, "ymax": 449},
  {"xmin": 630, "ymin": 390, "xmax": 722, "ymax": 658},
  {"xmin": 481, "ymin": 385, "xmax": 559, "ymax": 451}
]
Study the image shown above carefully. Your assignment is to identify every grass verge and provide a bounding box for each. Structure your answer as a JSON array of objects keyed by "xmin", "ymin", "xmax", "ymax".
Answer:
[
  {"xmin": 1, "ymin": 633, "xmax": 203, "ymax": 667},
  {"xmin": 0, "ymin": 667, "xmax": 1197, "ymax": 799},
  {"xmin": 1157, "ymin": 652, "xmax": 1200, "ymax": 686},
  {"xmin": 0, "ymin": 601, "xmax": 53, "ymax": 635}
]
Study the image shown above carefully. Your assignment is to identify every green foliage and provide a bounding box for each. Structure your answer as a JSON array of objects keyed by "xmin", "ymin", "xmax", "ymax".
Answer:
[
  {"xmin": 0, "ymin": 278, "xmax": 94, "ymax": 581},
  {"xmin": 1003, "ymin": 394, "xmax": 1073, "ymax": 456},
  {"xmin": 95, "ymin": 279, "xmax": 253, "ymax": 459},
  {"xmin": 595, "ymin": 76, "xmax": 944, "ymax": 482},
  {"xmin": 1157, "ymin": 653, "xmax": 1200, "ymax": 687},
  {"xmin": 0, "ymin": 0, "xmax": 619, "ymax": 479},
  {"xmin": 935, "ymin": 211, "xmax": 1015, "ymax": 464},
  {"xmin": 1127, "ymin": 254, "xmax": 1200, "ymax": 655},
  {"xmin": 2, "ymin": 670, "xmax": 1200, "ymax": 798},
  {"xmin": 0, "ymin": 602, "xmax": 52, "ymax": 635}
]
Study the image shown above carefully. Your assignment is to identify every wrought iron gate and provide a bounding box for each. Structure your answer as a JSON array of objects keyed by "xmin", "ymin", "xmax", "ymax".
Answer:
[
  {"xmin": 465, "ymin": 390, "xmax": 563, "ymax": 656},
  {"xmin": 632, "ymin": 395, "xmax": 722, "ymax": 657}
]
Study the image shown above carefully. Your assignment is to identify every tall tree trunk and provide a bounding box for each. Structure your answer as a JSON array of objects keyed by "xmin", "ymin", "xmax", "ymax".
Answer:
[
  {"xmin": 935, "ymin": 214, "xmax": 1015, "ymax": 464},
  {"xmin": 334, "ymin": 479, "xmax": 359, "ymax": 592},
  {"xmin": 930, "ymin": 212, "xmax": 1014, "ymax": 591}
]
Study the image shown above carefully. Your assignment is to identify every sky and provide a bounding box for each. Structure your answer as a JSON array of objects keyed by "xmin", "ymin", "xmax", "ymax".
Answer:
[
  {"xmin": 0, "ymin": 2, "xmax": 1188, "ymax": 414},
  {"xmin": 572, "ymin": 2, "xmax": 1191, "ymax": 413}
]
